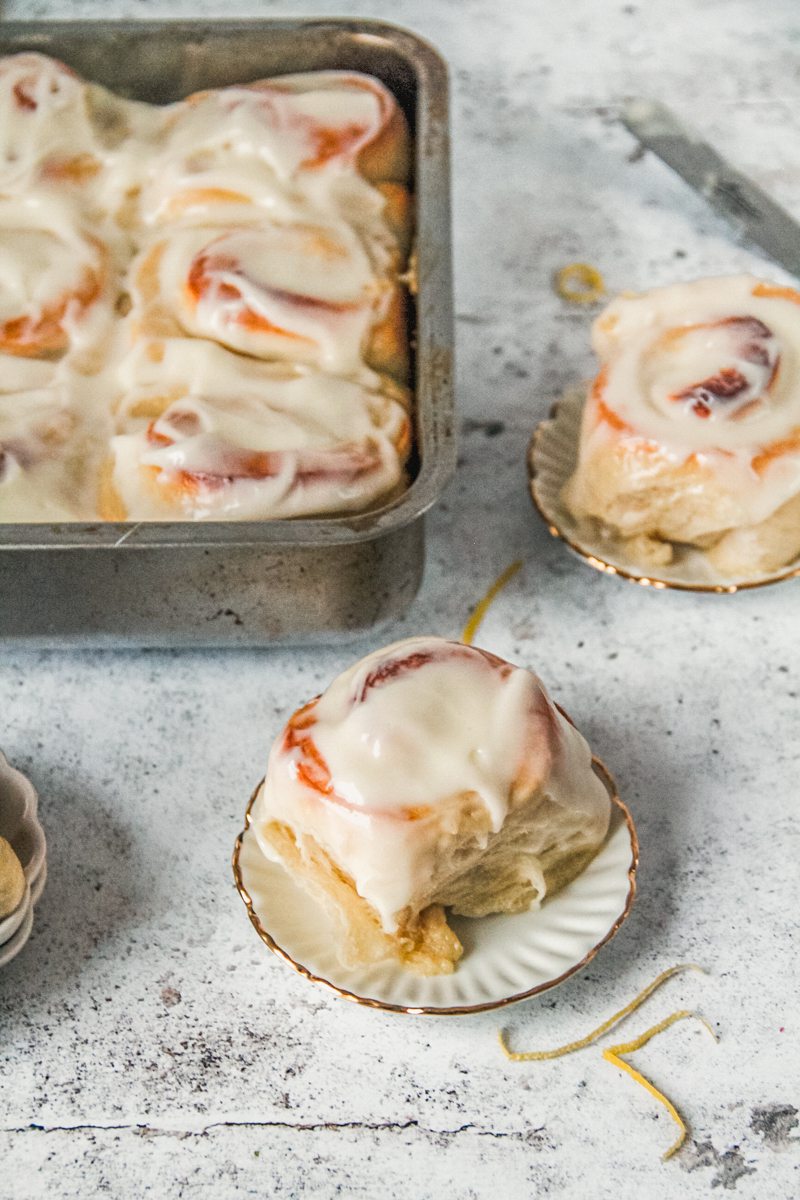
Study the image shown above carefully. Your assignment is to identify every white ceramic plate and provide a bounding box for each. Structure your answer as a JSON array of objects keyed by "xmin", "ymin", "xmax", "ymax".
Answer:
[
  {"xmin": 233, "ymin": 761, "xmax": 638, "ymax": 1015},
  {"xmin": 529, "ymin": 387, "xmax": 800, "ymax": 594}
]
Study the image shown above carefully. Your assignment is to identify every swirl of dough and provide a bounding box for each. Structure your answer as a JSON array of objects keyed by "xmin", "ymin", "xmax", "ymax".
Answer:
[
  {"xmin": 0, "ymin": 194, "xmax": 107, "ymax": 359},
  {"xmin": 591, "ymin": 277, "xmax": 800, "ymax": 449},
  {"xmin": 158, "ymin": 71, "xmax": 407, "ymax": 188},
  {"xmin": 0, "ymin": 53, "xmax": 108, "ymax": 189},
  {"xmin": 0, "ymin": 386, "xmax": 87, "ymax": 520},
  {"xmin": 129, "ymin": 222, "xmax": 405, "ymax": 380},
  {"xmin": 104, "ymin": 338, "xmax": 410, "ymax": 520}
]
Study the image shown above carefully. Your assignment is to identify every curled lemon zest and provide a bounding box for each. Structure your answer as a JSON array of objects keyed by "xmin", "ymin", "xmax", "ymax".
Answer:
[
  {"xmin": 554, "ymin": 262, "xmax": 606, "ymax": 305},
  {"xmin": 498, "ymin": 965, "xmax": 716, "ymax": 1165},
  {"xmin": 498, "ymin": 963, "xmax": 704, "ymax": 1061},
  {"xmin": 603, "ymin": 1008, "xmax": 718, "ymax": 1161},
  {"xmin": 461, "ymin": 560, "xmax": 523, "ymax": 646}
]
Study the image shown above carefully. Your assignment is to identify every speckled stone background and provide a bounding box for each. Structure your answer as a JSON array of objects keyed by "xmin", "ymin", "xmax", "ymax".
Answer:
[{"xmin": 1, "ymin": 1, "xmax": 799, "ymax": 1196}]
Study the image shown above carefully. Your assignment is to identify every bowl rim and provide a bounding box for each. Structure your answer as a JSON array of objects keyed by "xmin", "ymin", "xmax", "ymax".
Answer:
[{"xmin": 0, "ymin": 899, "xmax": 34, "ymax": 968}]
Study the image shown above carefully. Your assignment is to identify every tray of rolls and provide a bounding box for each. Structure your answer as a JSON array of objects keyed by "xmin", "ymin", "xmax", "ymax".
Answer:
[{"xmin": 0, "ymin": 20, "xmax": 453, "ymax": 646}]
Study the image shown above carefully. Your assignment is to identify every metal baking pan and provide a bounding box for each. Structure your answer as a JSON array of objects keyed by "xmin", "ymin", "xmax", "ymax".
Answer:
[{"xmin": 0, "ymin": 19, "xmax": 453, "ymax": 647}]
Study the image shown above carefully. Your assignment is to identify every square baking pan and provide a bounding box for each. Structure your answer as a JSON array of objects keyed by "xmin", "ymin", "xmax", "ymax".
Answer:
[{"xmin": 0, "ymin": 19, "xmax": 454, "ymax": 648}]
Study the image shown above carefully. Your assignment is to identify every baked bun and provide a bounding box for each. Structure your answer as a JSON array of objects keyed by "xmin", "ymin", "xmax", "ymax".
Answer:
[
  {"xmin": 252, "ymin": 637, "xmax": 612, "ymax": 975},
  {"xmin": 563, "ymin": 276, "xmax": 800, "ymax": 574},
  {"xmin": 128, "ymin": 221, "xmax": 407, "ymax": 382},
  {"xmin": 0, "ymin": 54, "xmax": 104, "ymax": 191},
  {"xmin": 104, "ymin": 338, "xmax": 410, "ymax": 520},
  {"xmin": 0, "ymin": 382, "xmax": 92, "ymax": 520},
  {"xmin": 146, "ymin": 71, "xmax": 410, "ymax": 212}
]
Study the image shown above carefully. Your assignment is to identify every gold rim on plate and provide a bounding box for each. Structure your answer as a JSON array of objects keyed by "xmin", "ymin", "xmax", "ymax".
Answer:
[
  {"xmin": 528, "ymin": 391, "xmax": 800, "ymax": 594},
  {"xmin": 231, "ymin": 757, "xmax": 639, "ymax": 1016}
]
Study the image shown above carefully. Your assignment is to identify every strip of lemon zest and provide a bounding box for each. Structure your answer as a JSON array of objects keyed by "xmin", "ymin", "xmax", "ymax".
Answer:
[
  {"xmin": 461, "ymin": 560, "xmax": 523, "ymax": 645},
  {"xmin": 498, "ymin": 963, "xmax": 704, "ymax": 1061},
  {"xmin": 603, "ymin": 1008, "xmax": 718, "ymax": 1161},
  {"xmin": 554, "ymin": 262, "xmax": 606, "ymax": 305}
]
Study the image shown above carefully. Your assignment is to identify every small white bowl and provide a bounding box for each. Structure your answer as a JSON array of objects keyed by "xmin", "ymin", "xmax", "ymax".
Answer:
[{"xmin": 0, "ymin": 750, "xmax": 47, "ymax": 966}]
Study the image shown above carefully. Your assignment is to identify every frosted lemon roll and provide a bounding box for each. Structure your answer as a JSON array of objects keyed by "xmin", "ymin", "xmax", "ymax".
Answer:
[
  {"xmin": 563, "ymin": 276, "xmax": 800, "ymax": 574},
  {"xmin": 0, "ymin": 54, "xmax": 107, "ymax": 192},
  {"xmin": 252, "ymin": 637, "xmax": 611, "ymax": 975},
  {"xmin": 105, "ymin": 339, "xmax": 410, "ymax": 520},
  {"xmin": 140, "ymin": 71, "xmax": 411, "ymax": 224},
  {"xmin": 129, "ymin": 221, "xmax": 406, "ymax": 382}
]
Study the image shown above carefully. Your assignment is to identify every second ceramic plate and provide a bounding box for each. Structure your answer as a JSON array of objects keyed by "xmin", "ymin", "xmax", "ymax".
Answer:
[
  {"xmin": 233, "ymin": 760, "xmax": 638, "ymax": 1015},
  {"xmin": 529, "ymin": 387, "xmax": 800, "ymax": 593}
]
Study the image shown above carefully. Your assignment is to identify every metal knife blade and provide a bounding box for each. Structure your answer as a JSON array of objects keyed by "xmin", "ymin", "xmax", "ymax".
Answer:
[{"xmin": 621, "ymin": 98, "xmax": 800, "ymax": 278}]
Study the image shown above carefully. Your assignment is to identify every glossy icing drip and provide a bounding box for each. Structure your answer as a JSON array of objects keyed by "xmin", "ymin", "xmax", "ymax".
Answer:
[{"xmin": 253, "ymin": 638, "xmax": 611, "ymax": 931}]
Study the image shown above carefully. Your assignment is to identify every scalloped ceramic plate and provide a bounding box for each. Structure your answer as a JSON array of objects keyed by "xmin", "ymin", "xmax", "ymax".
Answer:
[
  {"xmin": 233, "ymin": 759, "xmax": 638, "ymax": 1015},
  {"xmin": 529, "ymin": 387, "xmax": 800, "ymax": 593}
]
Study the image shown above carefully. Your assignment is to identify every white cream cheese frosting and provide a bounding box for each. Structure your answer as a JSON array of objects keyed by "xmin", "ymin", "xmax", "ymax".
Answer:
[
  {"xmin": 0, "ymin": 53, "xmax": 411, "ymax": 523},
  {"xmin": 252, "ymin": 637, "xmax": 611, "ymax": 932},
  {"xmin": 0, "ymin": 54, "xmax": 102, "ymax": 192},
  {"xmin": 0, "ymin": 192, "xmax": 112, "ymax": 360},
  {"xmin": 138, "ymin": 72, "xmax": 398, "ymax": 226},
  {"xmin": 0, "ymin": 387, "xmax": 91, "ymax": 520}
]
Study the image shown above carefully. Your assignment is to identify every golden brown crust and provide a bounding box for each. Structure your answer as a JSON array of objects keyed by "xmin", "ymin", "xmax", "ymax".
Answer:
[
  {"xmin": 563, "ymin": 443, "xmax": 745, "ymax": 546},
  {"xmin": 366, "ymin": 285, "xmax": 410, "ymax": 384},
  {"xmin": 376, "ymin": 182, "xmax": 413, "ymax": 258},
  {"xmin": 97, "ymin": 459, "xmax": 127, "ymax": 521},
  {"xmin": 356, "ymin": 95, "xmax": 411, "ymax": 185}
]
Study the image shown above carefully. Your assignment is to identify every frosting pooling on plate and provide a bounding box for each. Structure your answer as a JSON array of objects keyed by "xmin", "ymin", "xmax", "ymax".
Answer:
[
  {"xmin": 0, "ymin": 53, "xmax": 411, "ymax": 523},
  {"xmin": 253, "ymin": 637, "xmax": 611, "ymax": 931}
]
